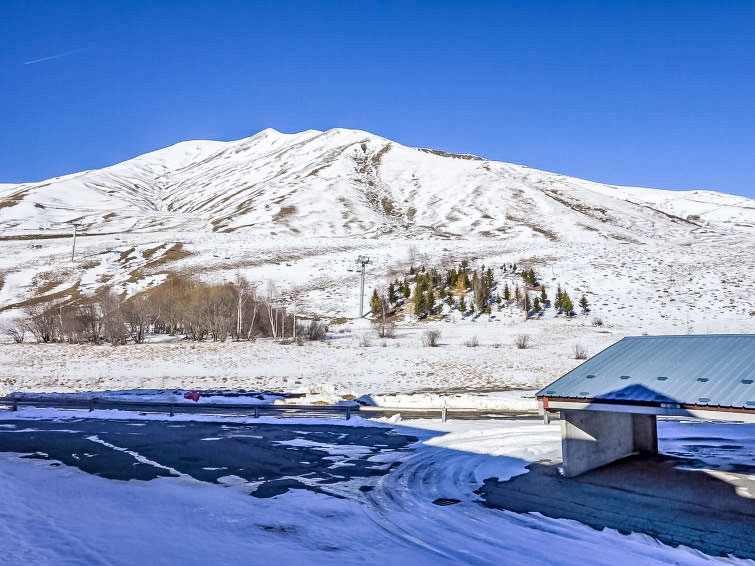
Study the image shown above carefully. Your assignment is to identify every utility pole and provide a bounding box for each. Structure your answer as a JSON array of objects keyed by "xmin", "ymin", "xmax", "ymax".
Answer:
[
  {"xmin": 71, "ymin": 222, "xmax": 83, "ymax": 262},
  {"xmin": 356, "ymin": 255, "xmax": 371, "ymax": 318}
]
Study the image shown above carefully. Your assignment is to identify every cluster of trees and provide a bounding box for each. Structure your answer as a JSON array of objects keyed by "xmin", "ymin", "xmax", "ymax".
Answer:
[
  {"xmin": 6, "ymin": 275, "xmax": 328, "ymax": 345},
  {"xmin": 370, "ymin": 260, "xmax": 499, "ymax": 320},
  {"xmin": 370, "ymin": 261, "xmax": 594, "ymax": 323}
]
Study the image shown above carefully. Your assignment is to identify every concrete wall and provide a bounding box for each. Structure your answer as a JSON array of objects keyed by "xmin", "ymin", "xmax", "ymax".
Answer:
[{"xmin": 560, "ymin": 410, "xmax": 657, "ymax": 478}]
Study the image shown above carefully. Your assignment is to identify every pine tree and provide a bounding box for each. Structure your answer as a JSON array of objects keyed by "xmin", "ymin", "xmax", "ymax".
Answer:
[
  {"xmin": 458, "ymin": 296, "xmax": 467, "ymax": 313},
  {"xmin": 370, "ymin": 289, "xmax": 380, "ymax": 316},
  {"xmin": 579, "ymin": 294, "xmax": 589, "ymax": 312},
  {"xmin": 503, "ymin": 284, "xmax": 511, "ymax": 302},
  {"xmin": 540, "ymin": 285, "xmax": 547, "ymax": 303},
  {"xmin": 524, "ymin": 291, "xmax": 532, "ymax": 313},
  {"xmin": 403, "ymin": 280, "xmax": 410, "ymax": 298},
  {"xmin": 562, "ymin": 292, "xmax": 574, "ymax": 315},
  {"xmin": 555, "ymin": 285, "xmax": 563, "ymax": 310},
  {"xmin": 388, "ymin": 282, "xmax": 397, "ymax": 304},
  {"xmin": 533, "ymin": 296, "xmax": 541, "ymax": 313},
  {"xmin": 514, "ymin": 286, "xmax": 521, "ymax": 303},
  {"xmin": 426, "ymin": 289, "xmax": 435, "ymax": 313}
]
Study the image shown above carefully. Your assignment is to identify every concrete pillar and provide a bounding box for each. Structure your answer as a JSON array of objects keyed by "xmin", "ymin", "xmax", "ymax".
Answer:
[{"xmin": 560, "ymin": 409, "xmax": 658, "ymax": 478}]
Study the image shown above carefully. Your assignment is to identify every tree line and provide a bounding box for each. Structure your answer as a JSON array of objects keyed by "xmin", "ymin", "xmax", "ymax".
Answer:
[{"xmin": 5, "ymin": 274, "xmax": 327, "ymax": 345}]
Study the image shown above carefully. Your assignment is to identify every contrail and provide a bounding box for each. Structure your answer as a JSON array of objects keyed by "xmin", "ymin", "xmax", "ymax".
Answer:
[{"xmin": 24, "ymin": 48, "xmax": 83, "ymax": 65}]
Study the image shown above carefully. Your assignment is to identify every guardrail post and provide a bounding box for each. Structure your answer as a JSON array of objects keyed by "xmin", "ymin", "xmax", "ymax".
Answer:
[
  {"xmin": 345, "ymin": 406, "xmax": 351, "ymax": 420},
  {"xmin": 543, "ymin": 411, "xmax": 550, "ymax": 425},
  {"xmin": 254, "ymin": 406, "xmax": 259, "ymax": 419},
  {"xmin": 441, "ymin": 406, "xmax": 447, "ymax": 422}
]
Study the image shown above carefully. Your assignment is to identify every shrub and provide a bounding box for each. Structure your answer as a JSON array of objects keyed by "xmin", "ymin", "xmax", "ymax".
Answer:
[
  {"xmin": 374, "ymin": 321, "xmax": 395, "ymax": 339},
  {"xmin": 464, "ymin": 335, "xmax": 479, "ymax": 348},
  {"xmin": 358, "ymin": 333, "xmax": 372, "ymax": 347},
  {"xmin": 514, "ymin": 334, "xmax": 531, "ymax": 349},
  {"xmin": 592, "ymin": 317, "xmax": 604, "ymax": 327},
  {"xmin": 572, "ymin": 343, "xmax": 589, "ymax": 360},
  {"xmin": 572, "ymin": 344, "xmax": 589, "ymax": 360},
  {"xmin": 307, "ymin": 317, "xmax": 328, "ymax": 341},
  {"xmin": 3, "ymin": 324, "xmax": 25, "ymax": 343},
  {"xmin": 421, "ymin": 329, "xmax": 441, "ymax": 347}
]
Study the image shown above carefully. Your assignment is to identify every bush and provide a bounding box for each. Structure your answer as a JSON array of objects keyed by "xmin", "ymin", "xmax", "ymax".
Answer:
[
  {"xmin": 307, "ymin": 318, "xmax": 328, "ymax": 341},
  {"xmin": 3, "ymin": 324, "xmax": 25, "ymax": 343},
  {"xmin": 464, "ymin": 335, "xmax": 479, "ymax": 348},
  {"xmin": 421, "ymin": 329, "xmax": 441, "ymax": 347},
  {"xmin": 592, "ymin": 317, "xmax": 604, "ymax": 327},
  {"xmin": 358, "ymin": 333, "xmax": 372, "ymax": 347},
  {"xmin": 572, "ymin": 343, "xmax": 589, "ymax": 360},
  {"xmin": 374, "ymin": 321, "xmax": 395, "ymax": 339},
  {"xmin": 514, "ymin": 334, "xmax": 531, "ymax": 349}
]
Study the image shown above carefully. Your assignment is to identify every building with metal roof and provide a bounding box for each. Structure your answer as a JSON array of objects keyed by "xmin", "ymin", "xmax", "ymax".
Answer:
[{"xmin": 537, "ymin": 334, "xmax": 755, "ymax": 477}]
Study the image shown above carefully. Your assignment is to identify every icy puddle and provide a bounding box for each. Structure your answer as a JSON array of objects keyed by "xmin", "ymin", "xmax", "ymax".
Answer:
[{"xmin": 0, "ymin": 419, "xmax": 417, "ymax": 497}]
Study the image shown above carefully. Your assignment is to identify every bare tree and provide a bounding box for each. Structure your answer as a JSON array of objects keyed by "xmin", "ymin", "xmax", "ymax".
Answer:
[
  {"xmin": 123, "ymin": 294, "xmax": 157, "ymax": 344},
  {"xmin": 99, "ymin": 292, "xmax": 127, "ymax": 345},
  {"xmin": 265, "ymin": 281, "xmax": 278, "ymax": 338},
  {"xmin": 25, "ymin": 302, "xmax": 61, "ymax": 343}
]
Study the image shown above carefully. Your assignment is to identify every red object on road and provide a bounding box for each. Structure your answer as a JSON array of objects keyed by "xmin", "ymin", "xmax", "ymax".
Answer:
[{"xmin": 184, "ymin": 391, "xmax": 200, "ymax": 402}]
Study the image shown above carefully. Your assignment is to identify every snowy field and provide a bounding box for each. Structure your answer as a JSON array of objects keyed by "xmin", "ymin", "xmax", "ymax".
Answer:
[{"xmin": 0, "ymin": 410, "xmax": 752, "ymax": 565}]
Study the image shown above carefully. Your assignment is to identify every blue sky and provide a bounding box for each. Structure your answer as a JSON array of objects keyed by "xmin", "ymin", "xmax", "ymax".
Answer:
[{"xmin": 1, "ymin": 1, "xmax": 754, "ymax": 198}]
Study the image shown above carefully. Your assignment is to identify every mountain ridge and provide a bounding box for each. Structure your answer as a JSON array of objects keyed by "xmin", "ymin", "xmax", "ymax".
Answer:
[{"xmin": 1, "ymin": 127, "xmax": 753, "ymax": 241}]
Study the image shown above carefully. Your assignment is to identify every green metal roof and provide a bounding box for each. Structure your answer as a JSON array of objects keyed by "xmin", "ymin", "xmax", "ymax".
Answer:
[{"xmin": 537, "ymin": 335, "xmax": 755, "ymax": 409}]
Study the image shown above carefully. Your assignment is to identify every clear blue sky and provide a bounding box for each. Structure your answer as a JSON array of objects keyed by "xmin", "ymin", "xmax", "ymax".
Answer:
[{"xmin": 1, "ymin": 1, "xmax": 754, "ymax": 198}]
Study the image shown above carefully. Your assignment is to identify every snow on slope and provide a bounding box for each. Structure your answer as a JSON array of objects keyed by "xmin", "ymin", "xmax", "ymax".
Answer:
[
  {"xmin": 0, "ymin": 127, "xmax": 753, "ymax": 336},
  {"xmin": 2, "ymin": 127, "xmax": 753, "ymax": 240}
]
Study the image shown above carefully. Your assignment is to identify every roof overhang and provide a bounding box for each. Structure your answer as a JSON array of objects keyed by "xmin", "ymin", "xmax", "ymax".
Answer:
[{"xmin": 540, "ymin": 396, "xmax": 755, "ymax": 423}]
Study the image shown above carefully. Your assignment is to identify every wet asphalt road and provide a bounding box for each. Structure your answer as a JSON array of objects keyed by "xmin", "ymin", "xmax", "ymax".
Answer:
[{"xmin": 0, "ymin": 419, "xmax": 418, "ymax": 498}]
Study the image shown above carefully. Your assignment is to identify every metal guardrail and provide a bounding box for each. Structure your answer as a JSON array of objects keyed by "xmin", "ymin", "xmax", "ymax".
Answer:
[
  {"xmin": 0, "ymin": 396, "xmax": 354, "ymax": 420},
  {"xmin": 0, "ymin": 396, "xmax": 542, "ymax": 422}
]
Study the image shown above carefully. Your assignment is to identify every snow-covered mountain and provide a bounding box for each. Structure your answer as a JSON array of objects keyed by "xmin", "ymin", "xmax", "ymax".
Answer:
[
  {"xmin": 2, "ymin": 127, "xmax": 753, "ymax": 241},
  {"xmin": 1, "ymin": 127, "xmax": 753, "ymax": 334}
]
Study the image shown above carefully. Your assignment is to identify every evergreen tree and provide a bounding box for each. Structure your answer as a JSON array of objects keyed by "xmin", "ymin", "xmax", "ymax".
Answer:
[
  {"xmin": 370, "ymin": 289, "xmax": 380, "ymax": 316},
  {"xmin": 524, "ymin": 291, "xmax": 532, "ymax": 313},
  {"xmin": 403, "ymin": 280, "xmax": 410, "ymax": 298},
  {"xmin": 485, "ymin": 267, "xmax": 494, "ymax": 289},
  {"xmin": 503, "ymin": 284, "xmax": 511, "ymax": 302},
  {"xmin": 579, "ymin": 294, "xmax": 589, "ymax": 312},
  {"xmin": 426, "ymin": 289, "xmax": 435, "ymax": 313},
  {"xmin": 458, "ymin": 296, "xmax": 467, "ymax": 313},
  {"xmin": 388, "ymin": 282, "xmax": 397, "ymax": 304},
  {"xmin": 514, "ymin": 286, "xmax": 521, "ymax": 303},
  {"xmin": 540, "ymin": 285, "xmax": 547, "ymax": 303},
  {"xmin": 555, "ymin": 285, "xmax": 563, "ymax": 310},
  {"xmin": 562, "ymin": 292, "xmax": 574, "ymax": 315},
  {"xmin": 533, "ymin": 296, "xmax": 541, "ymax": 313}
]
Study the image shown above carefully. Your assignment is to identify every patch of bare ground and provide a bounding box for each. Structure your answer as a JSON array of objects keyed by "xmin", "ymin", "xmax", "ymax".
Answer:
[
  {"xmin": 0, "ymin": 283, "xmax": 82, "ymax": 312},
  {"xmin": 417, "ymin": 148, "xmax": 485, "ymax": 161}
]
